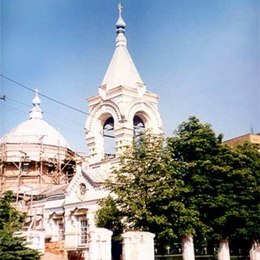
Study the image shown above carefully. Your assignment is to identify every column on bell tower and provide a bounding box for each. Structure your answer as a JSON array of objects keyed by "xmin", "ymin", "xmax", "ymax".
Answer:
[{"xmin": 85, "ymin": 4, "xmax": 162, "ymax": 163}]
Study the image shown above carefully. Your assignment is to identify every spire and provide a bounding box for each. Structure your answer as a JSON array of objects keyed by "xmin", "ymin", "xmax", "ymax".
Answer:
[
  {"xmin": 29, "ymin": 89, "xmax": 43, "ymax": 119},
  {"xmin": 100, "ymin": 3, "xmax": 144, "ymax": 91}
]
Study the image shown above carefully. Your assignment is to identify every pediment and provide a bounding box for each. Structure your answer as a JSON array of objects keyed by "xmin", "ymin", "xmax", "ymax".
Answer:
[{"xmin": 65, "ymin": 163, "xmax": 106, "ymax": 204}]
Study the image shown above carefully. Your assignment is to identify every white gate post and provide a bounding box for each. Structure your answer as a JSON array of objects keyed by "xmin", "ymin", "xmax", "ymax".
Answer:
[
  {"xmin": 122, "ymin": 231, "xmax": 155, "ymax": 260},
  {"xmin": 218, "ymin": 239, "xmax": 230, "ymax": 260},
  {"xmin": 182, "ymin": 235, "xmax": 195, "ymax": 260},
  {"xmin": 88, "ymin": 228, "xmax": 113, "ymax": 260},
  {"xmin": 250, "ymin": 241, "xmax": 260, "ymax": 260}
]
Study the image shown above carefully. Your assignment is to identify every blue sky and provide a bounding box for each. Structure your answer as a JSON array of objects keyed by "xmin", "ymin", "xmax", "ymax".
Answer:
[{"xmin": 1, "ymin": 0, "xmax": 259, "ymax": 154}]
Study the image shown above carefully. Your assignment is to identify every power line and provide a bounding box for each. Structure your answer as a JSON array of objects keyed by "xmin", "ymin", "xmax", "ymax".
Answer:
[
  {"xmin": 5, "ymin": 95, "xmax": 84, "ymax": 127},
  {"xmin": 0, "ymin": 73, "xmax": 87, "ymax": 115},
  {"xmin": 1, "ymin": 103, "xmax": 27, "ymax": 116},
  {"xmin": 0, "ymin": 74, "xmax": 106, "ymax": 123},
  {"xmin": 5, "ymin": 96, "xmax": 31, "ymax": 108}
]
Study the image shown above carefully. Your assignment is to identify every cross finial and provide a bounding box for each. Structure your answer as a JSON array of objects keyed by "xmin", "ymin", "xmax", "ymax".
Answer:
[
  {"xmin": 118, "ymin": 2, "xmax": 123, "ymax": 17},
  {"xmin": 115, "ymin": 2, "xmax": 126, "ymax": 45}
]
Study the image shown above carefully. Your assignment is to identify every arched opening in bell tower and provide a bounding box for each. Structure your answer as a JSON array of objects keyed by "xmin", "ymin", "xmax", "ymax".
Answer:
[
  {"xmin": 133, "ymin": 114, "xmax": 145, "ymax": 139},
  {"xmin": 103, "ymin": 116, "xmax": 116, "ymax": 158}
]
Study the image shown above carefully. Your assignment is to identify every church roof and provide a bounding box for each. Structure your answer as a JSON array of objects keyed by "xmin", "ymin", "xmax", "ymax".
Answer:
[
  {"xmin": 100, "ymin": 3, "xmax": 144, "ymax": 91},
  {"xmin": 0, "ymin": 90, "xmax": 71, "ymax": 149}
]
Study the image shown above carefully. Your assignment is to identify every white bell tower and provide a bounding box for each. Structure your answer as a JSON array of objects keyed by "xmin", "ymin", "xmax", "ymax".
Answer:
[{"xmin": 85, "ymin": 4, "xmax": 162, "ymax": 163}]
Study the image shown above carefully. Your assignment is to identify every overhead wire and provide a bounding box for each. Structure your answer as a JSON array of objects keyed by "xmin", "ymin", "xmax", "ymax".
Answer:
[
  {"xmin": 5, "ymin": 96, "xmax": 84, "ymax": 127},
  {"xmin": 0, "ymin": 73, "xmax": 88, "ymax": 115},
  {"xmin": 0, "ymin": 73, "xmax": 114, "ymax": 124},
  {"xmin": 1, "ymin": 103, "xmax": 28, "ymax": 116},
  {"xmin": 0, "ymin": 74, "xmax": 90, "ymax": 153},
  {"xmin": 1, "ymin": 103, "xmax": 110, "ymax": 148},
  {"xmin": 0, "ymin": 75, "xmax": 134, "ymax": 154},
  {"xmin": 1, "ymin": 101, "xmax": 87, "ymax": 153},
  {"xmin": 2, "ymin": 96, "xmax": 85, "ymax": 130},
  {"xmin": 5, "ymin": 96, "xmax": 31, "ymax": 108}
]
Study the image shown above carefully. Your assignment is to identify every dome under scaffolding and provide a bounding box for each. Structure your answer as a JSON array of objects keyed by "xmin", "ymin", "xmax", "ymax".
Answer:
[{"xmin": 0, "ymin": 90, "xmax": 79, "ymax": 195}]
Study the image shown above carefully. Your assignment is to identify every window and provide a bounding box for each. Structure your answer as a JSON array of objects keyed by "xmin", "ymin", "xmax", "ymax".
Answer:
[
  {"xmin": 80, "ymin": 220, "xmax": 88, "ymax": 244},
  {"xmin": 22, "ymin": 162, "xmax": 30, "ymax": 172},
  {"xmin": 79, "ymin": 183, "xmax": 87, "ymax": 196},
  {"xmin": 57, "ymin": 222, "xmax": 65, "ymax": 241}
]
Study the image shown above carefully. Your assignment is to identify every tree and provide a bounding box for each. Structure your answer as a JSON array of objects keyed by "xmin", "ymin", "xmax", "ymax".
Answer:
[
  {"xmin": 96, "ymin": 195, "xmax": 124, "ymax": 241},
  {"xmin": 166, "ymin": 116, "xmax": 224, "ymax": 257},
  {"xmin": 226, "ymin": 143, "xmax": 260, "ymax": 253},
  {"xmin": 0, "ymin": 191, "xmax": 41, "ymax": 260},
  {"xmin": 167, "ymin": 116, "xmax": 260, "ymax": 257},
  {"xmin": 97, "ymin": 132, "xmax": 206, "ymax": 254},
  {"xmin": 102, "ymin": 134, "xmax": 176, "ymax": 242},
  {"xmin": 97, "ymin": 117, "xmax": 259, "ymax": 258}
]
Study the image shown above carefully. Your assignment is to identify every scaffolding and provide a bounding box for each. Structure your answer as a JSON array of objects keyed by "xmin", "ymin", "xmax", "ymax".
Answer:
[{"xmin": 0, "ymin": 134, "xmax": 78, "ymax": 197}]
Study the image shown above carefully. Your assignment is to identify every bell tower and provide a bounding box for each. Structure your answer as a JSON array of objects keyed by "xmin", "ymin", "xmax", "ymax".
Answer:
[{"xmin": 85, "ymin": 4, "xmax": 162, "ymax": 163}]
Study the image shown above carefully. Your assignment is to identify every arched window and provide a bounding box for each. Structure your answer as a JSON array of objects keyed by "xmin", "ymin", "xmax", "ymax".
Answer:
[
  {"xmin": 103, "ymin": 116, "xmax": 116, "ymax": 158},
  {"xmin": 133, "ymin": 115, "xmax": 145, "ymax": 138}
]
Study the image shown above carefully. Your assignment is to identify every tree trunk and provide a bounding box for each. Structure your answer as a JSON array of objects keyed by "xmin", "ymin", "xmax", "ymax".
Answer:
[
  {"xmin": 182, "ymin": 235, "xmax": 195, "ymax": 260},
  {"xmin": 218, "ymin": 239, "xmax": 230, "ymax": 260},
  {"xmin": 250, "ymin": 241, "xmax": 260, "ymax": 260}
]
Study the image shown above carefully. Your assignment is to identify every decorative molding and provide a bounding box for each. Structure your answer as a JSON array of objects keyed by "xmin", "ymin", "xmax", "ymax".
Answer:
[
  {"xmin": 86, "ymin": 101, "xmax": 121, "ymax": 132},
  {"xmin": 127, "ymin": 101, "xmax": 162, "ymax": 128},
  {"xmin": 64, "ymin": 199, "xmax": 99, "ymax": 209}
]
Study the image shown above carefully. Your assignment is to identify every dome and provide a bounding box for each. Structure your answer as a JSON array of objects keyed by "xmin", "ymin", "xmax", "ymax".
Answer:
[
  {"xmin": 0, "ymin": 89, "xmax": 71, "ymax": 150},
  {"xmin": 116, "ymin": 16, "xmax": 126, "ymax": 28},
  {"xmin": 1, "ymin": 118, "xmax": 71, "ymax": 149}
]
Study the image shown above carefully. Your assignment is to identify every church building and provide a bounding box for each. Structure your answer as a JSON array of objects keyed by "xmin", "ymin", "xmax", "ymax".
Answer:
[{"xmin": 0, "ymin": 4, "xmax": 162, "ymax": 259}]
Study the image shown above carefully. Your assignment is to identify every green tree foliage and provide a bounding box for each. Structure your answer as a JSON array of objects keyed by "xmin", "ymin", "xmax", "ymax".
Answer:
[
  {"xmin": 167, "ymin": 116, "xmax": 260, "ymax": 252},
  {"xmin": 96, "ymin": 196, "xmax": 124, "ymax": 240},
  {"xmin": 166, "ymin": 116, "xmax": 223, "ymax": 247},
  {"xmin": 97, "ymin": 134, "xmax": 171, "ymax": 242},
  {"xmin": 97, "ymin": 132, "xmax": 206, "ymax": 247},
  {"xmin": 0, "ymin": 191, "xmax": 41, "ymax": 260},
  {"xmin": 226, "ymin": 143, "xmax": 260, "ymax": 251},
  {"xmin": 104, "ymin": 134, "xmax": 175, "ymax": 242}
]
